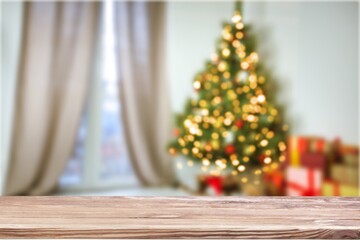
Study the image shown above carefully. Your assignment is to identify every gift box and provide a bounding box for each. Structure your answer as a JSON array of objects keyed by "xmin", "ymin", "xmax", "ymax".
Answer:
[
  {"xmin": 300, "ymin": 152, "xmax": 327, "ymax": 170},
  {"xmin": 197, "ymin": 174, "xmax": 240, "ymax": 196},
  {"xmin": 330, "ymin": 164, "xmax": 359, "ymax": 187},
  {"xmin": 322, "ymin": 180, "xmax": 359, "ymax": 196},
  {"xmin": 264, "ymin": 170, "xmax": 285, "ymax": 196},
  {"xmin": 286, "ymin": 136, "xmax": 331, "ymax": 167},
  {"xmin": 287, "ymin": 136, "xmax": 309, "ymax": 166},
  {"xmin": 342, "ymin": 145, "xmax": 359, "ymax": 166},
  {"xmin": 344, "ymin": 155, "xmax": 359, "ymax": 167},
  {"xmin": 286, "ymin": 167, "xmax": 322, "ymax": 196}
]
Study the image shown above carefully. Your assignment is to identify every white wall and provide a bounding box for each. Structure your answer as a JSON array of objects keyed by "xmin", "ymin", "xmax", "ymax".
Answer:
[
  {"xmin": 166, "ymin": 1, "xmax": 359, "ymax": 145},
  {"xmin": 1, "ymin": 2, "xmax": 24, "ymax": 195}
]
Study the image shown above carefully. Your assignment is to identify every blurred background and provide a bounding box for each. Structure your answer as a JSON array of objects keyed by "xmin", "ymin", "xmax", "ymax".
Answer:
[{"xmin": 1, "ymin": 1, "xmax": 359, "ymax": 196}]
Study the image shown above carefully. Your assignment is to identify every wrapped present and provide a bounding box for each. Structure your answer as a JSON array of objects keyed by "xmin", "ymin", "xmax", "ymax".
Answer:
[
  {"xmin": 342, "ymin": 145, "xmax": 359, "ymax": 166},
  {"xmin": 309, "ymin": 137, "xmax": 327, "ymax": 153},
  {"xmin": 300, "ymin": 152, "xmax": 326, "ymax": 170},
  {"xmin": 330, "ymin": 164, "xmax": 359, "ymax": 187},
  {"xmin": 287, "ymin": 136, "xmax": 310, "ymax": 166},
  {"xmin": 197, "ymin": 174, "xmax": 240, "ymax": 196},
  {"xmin": 264, "ymin": 170, "xmax": 285, "ymax": 196},
  {"xmin": 322, "ymin": 180, "xmax": 359, "ymax": 196},
  {"xmin": 342, "ymin": 145, "xmax": 359, "ymax": 155},
  {"xmin": 286, "ymin": 167, "xmax": 322, "ymax": 196},
  {"xmin": 344, "ymin": 155, "xmax": 359, "ymax": 167},
  {"xmin": 286, "ymin": 136, "xmax": 332, "ymax": 167}
]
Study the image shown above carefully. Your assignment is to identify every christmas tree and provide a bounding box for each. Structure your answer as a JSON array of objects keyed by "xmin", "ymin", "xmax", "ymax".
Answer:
[{"xmin": 168, "ymin": 2, "xmax": 288, "ymax": 179}]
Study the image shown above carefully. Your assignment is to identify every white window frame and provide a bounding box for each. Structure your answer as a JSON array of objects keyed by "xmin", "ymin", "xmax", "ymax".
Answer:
[{"xmin": 58, "ymin": 1, "xmax": 138, "ymax": 194}]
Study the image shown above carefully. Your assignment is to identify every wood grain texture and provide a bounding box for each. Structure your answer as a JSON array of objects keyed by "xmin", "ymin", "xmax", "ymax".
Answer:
[{"xmin": 0, "ymin": 197, "xmax": 359, "ymax": 239}]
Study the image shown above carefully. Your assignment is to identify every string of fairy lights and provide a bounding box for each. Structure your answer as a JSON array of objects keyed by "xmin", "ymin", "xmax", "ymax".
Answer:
[{"xmin": 168, "ymin": 9, "xmax": 288, "ymax": 183}]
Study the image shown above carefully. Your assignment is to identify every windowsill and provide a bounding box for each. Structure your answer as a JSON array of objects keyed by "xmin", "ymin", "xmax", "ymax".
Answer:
[{"xmin": 54, "ymin": 185, "xmax": 189, "ymax": 196}]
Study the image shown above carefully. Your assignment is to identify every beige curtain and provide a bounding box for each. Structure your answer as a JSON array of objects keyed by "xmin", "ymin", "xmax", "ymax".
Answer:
[
  {"xmin": 5, "ymin": 2, "xmax": 100, "ymax": 195},
  {"xmin": 114, "ymin": 2, "xmax": 175, "ymax": 186}
]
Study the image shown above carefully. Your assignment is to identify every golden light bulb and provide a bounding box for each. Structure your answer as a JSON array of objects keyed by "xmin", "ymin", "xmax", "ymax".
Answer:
[
  {"xmin": 241, "ymin": 61, "xmax": 249, "ymax": 70},
  {"xmin": 232, "ymin": 159, "xmax": 240, "ymax": 166},
  {"xmin": 232, "ymin": 40, "xmax": 241, "ymax": 48},
  {"xmin": 241, "ymin": 177, "xmax": 248, "ymax": 183},
  {"xmin": 222, "ymin": 48, "xmax": 230, "ymax": 57},
  {"xmin": 192, "ymin": 147, "xmax": 199, "ymax": 154},
  {"xmin": 201, "ymin": 108, "xmax": 209, "ymax": 116},
  {"xmin": 271, "ymin": 109, "xmax": 278, "ymax": 116},
  {"xmin": 236, "ymin": 32, "xmax": 244, "ymax": 39},
  {"xmin": 278, "ymin": 142, "xmax": 287, "ymax": 152},
  {"xmin": 187, "ymin": 135, "xmax": 194, "ymax": 142},
  {"xmin": 204, "ymin": 143, "xmax": 212, "ymax": 152},
  {"xmin": 222, "ymin": 29, "xmax": 233, "ymax": 41},
  {"xmin": 266, "ymin": 131, "xmax": 274, "ymax": 139},
  {"xmin": 257, "ymin": 94, "xmax": 266, "ymax": 103},
  {"xmin": 182, "ymin": 148, "xmax": 189, "ymax": 155},
  {"xmin": 247, "ymin": 114, "xmax": 255, "ymax": 122},
  {"xmin": 193, "ymin": 81, "xmax": 201, "ymax": 90},
  {"xmin": 260, "ymin": 139, "xmax": 269, "ymax": 147},
  {"xmin": 224, "ymin": 118, "xmax": 232, "ymax": 126},
  {"xmin": 189, "ymin": 127, "xmax": 198, "ymax": 135},
  {"xmin": 223, "ymin": 71, "xmax": 230, "ymax": 79},
  {"xmin": 202, "ymin": 158, "xmax": 210, "ymax": 166},
  {"xmin": 212, "ymin": 132, "xmax": 219, "ymax": 139},
  {"xmin": 250, "ymin": 97, "xmax": 258, "ymax": 104},
  {"xmin": 213, "ymin": 96, "xmax": 222, "ymax": 104},
  {"xmin": 243, "ymin": 85, "xmax": 250, "ymax": 93},
  {"xmin": 250, "ymin": 82, "xmax": 257, "ymax": 89},
  {"xmin": 258, "ymin": 76, "xmax": 266, "ymax": 84},
  {"xmin": 232, "ymin": 14, "xmax": 242, "ymax": 23},
  {"xmin": 238, "ymin": 135, "xmax": 245, "ymax": 142},
  {"xmin": 254, "ymin": 169, "xmax": 262, "ymax": 175},
  {"xmin": 264, "ymin": 157, "xmax": 272, "ymax": 164},
  {"xmin": 250, "ymin": 52, "xmax": 259, "ymax": 62},
  {"xmin": 236, "ymin": 22, "xmax": 244, "ymax": 30},
  {"xmin": 218, "ymin": 60, "xmax": 227, "ymax": 71},
  {"xmin": 222, "ymin": 131, "xmax": 229, "ymax": 138},
  {"xmin": 238, "ymin": 165, "xmax": 246, "ymax": 172},
  {"xmin": 243, "ymin": 156, "xmax": 250, "ymax": 162}
]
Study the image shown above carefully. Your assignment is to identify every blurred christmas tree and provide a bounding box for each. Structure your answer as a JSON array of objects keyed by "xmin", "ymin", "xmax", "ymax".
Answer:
[{"xmin": 168, "ymin": 2, "xmax": 288, "ymax": 178}]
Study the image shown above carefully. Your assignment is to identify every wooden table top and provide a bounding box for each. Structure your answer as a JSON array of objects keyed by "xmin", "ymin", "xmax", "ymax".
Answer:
[{"xmin": 0, "ymin": 196, "xmax": 359, "ymax": 239}]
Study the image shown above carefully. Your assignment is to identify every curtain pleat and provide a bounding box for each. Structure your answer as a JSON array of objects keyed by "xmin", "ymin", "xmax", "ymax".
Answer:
[
  {"xmin": 5, "ymin": 2, "xmax": 100, "ymax": 195},
  {"xmin": 114, "ymin": 2, "xmax": 175, "ymax": 186}
]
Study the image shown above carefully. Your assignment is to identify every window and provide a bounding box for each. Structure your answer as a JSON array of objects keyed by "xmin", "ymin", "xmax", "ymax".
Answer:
[{"xmin": 60, "ymin": 0, "xmax": 138, "ymax": 190}]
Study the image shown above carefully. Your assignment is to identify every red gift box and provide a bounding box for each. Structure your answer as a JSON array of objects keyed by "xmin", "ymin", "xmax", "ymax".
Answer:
[
  {"xmin": 286, "ymin": 167, "xmax": 322, "ymax": 196},
  {"xmin": 205, "ymin": 176, "xmax": 223, "ymax": 196},
  {"xmin": 264, "ymin": 170, "xmax": 285, "ymax": 196},
  {"xmin": 300, "ymin": 152, "xmax": 326, "ymax": 170}
]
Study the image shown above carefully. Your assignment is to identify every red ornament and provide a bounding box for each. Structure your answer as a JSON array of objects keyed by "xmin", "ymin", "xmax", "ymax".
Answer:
[
  {"xmin": 225, "ymin": 145, "xmax": 236, "ymax": 155},
  {"xmin": 235, "ymin": 119, "xmax": 244, "ymax": 129},
  {"xmin": 258, "ymin": 154, "xmax": 266, "ymax": 164}
]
